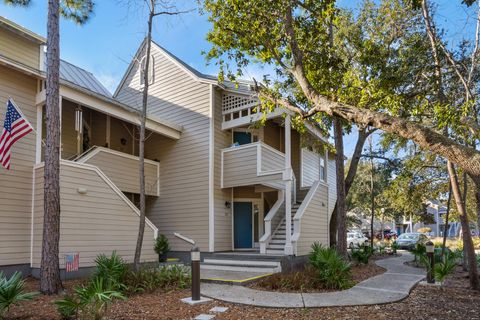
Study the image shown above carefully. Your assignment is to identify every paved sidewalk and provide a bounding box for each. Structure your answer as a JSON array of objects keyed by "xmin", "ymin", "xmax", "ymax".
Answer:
[{"xmin": 201, "ymin": 253, "xmax": 425, "ymax": 308}]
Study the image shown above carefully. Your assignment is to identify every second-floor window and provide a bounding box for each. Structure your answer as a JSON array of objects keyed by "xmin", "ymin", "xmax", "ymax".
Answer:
[{"xmin": 320, "ymin": 157, "xmax": 326, "ymax": 181}]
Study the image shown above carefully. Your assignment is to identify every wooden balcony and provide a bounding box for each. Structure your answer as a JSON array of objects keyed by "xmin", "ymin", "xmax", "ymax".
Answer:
[
  {"xmin": 77, "ymin": 146, "xmax": 160, "ymax": 196},
  {"xmin": 221, "ymin": 142, "xmax": 285, "ymax": 189}
]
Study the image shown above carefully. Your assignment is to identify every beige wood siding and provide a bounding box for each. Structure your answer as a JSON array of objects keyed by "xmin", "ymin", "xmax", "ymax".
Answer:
[
  {"xmin": 327, "ymin": 156, "xmax": 337, "ymax": 219},
  {"xmin": 0, "ymin": 65, "xmax": 37, "ymax": 266},
  {"xmin": 80, "ymin": 148, "xmax": 159, "ymax": 196},
  {"xmin": 222, "ymin": 143, "xmax": 283, "ymax": 188},
  {"xmin": 116, "ymin": 43, "xmax": 211, "ymax": 251},
  {"xmin": 213, "ymin": 88, "xmax": 233, "ymax": 251},
  {"xmin": 61, "ymin": 100, "xmax": 78, "ymax": 159},
  {"xmin": 295, "ymin": 182, "xmax": 329, "ymax": 256},
  {"xmin": 261, "ymin": 146, "xmax": 284, "ymax": 172},
  {"xmin": 263, "ymin": 121, "xmax": 281, "ymax": 150},
  {"xmin": 31, "ymin": 162, "xmax": 157, "ymax": 268},
  {"xmin": 0, "ymin": 28, "xmax": 40, "ymax": 69},
  {"xmin": 301, "ymin": 148, "xmax": 320, "ymax": 188}
]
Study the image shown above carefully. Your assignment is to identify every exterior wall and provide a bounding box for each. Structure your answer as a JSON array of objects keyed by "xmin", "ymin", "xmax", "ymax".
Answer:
[
  {"xmin": 327, "ymin": 155, "xmax": 337, "ymax": 219},
  {"xmin": 295, "ymin": 182, "xmax": 329, "ymax": 256},
  {"xmin": 116, "ymin": 43, "xmax": 211, "ymax": 251},
  {"xmin": 0, "ymin": 65, "xmax": 37, "ymax": 267},
  {"xmin": 213, "ymin": 88, "xmax": 233, "ymax": 251},
  {"xmin": 109, "ymin": 117, "xmax": 134, "ymax": 154},
  {"xmin": 81, "ymin": 148, "xmax": 159, "ymax": 196},
  {"xmin": 0, "ymin": 28, "xmax": 40, "ymax": 69},
  {"xmin": 301, "ymin": 148, "xmax": 320, "ymax": 188},
  {"xmin": 61, "ymin": 100, "xmax": 78, "ymax": 159},
  {"xmin": 263, "ymin": 121, "xmax": 281, "ymax": 151},
  {"xmin": 234, "ymin": 186, "xmax": 261, "ymax": 199},
  {"xmin": 32, "ymin": 162, "xmax": 157, "ymax": 268}
]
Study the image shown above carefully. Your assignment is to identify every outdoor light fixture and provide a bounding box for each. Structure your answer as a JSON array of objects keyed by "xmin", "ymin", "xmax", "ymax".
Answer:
[
  {"xmin": 225, "ymin": 201, "xmax": 231, "ymax": 209},
  {"xmin": 426, "ymin": 241, "xmax": 434, "ymax": 253},
  {"xmin": 77, "ymin": 187, "xmax": 87, "ymax": 194}
]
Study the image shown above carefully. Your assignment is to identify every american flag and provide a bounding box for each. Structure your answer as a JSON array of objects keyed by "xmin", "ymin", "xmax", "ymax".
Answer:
[
  {"xmin": 0, "ymin": 99, "xmax": 33, "ymax": 169},
  {"xmin": 65, "ymin": 253, "xmax": 80, "ymax": 272}
]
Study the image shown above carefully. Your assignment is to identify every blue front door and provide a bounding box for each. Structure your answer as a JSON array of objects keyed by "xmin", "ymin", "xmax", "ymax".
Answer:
[
  {"xmin": 234, "ymin": 202, "xmax": 253, "ymax": 248},
  {"xmin": 233, "ymin": 131, "xmax": 252, "ymax": 145}
]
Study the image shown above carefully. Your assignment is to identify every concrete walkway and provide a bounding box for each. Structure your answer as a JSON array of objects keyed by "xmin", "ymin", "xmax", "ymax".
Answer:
[{"xmin": 201, "ymin": 253, "xmax": 425, "ymax": 308}]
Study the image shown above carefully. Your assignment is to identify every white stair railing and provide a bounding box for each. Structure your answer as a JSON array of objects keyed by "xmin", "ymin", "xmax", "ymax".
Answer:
[{"xmin": 260, "ymin": 190, "xmax": 285, "ymax": 254}]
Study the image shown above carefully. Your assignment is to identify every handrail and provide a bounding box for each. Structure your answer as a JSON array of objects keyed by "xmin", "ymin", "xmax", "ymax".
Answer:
[
  {"xmin": 34, "ymin": 160, "xmax": 158, "ymax": 238},
  {"xmin": 70, "ymin": 145, "xmax": 98, "ymax": 162},
  {"xmin": 77, "ymin": 146, "xmax": 159, "ymax": 166},
  {"xmin": 260, "ymin": 190, "xmax": 285, "ymax": 254},
  {"xmin": 291, "ymin": 169, "xmax": 297, "ymax": 204}
]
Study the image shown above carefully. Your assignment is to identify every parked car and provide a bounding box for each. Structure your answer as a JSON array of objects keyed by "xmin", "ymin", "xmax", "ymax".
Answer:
[
  {"xmin": 375, "ymin": 229, "xmax": 397, "ymax": 240},
  {"xmin": 347, "ymin": 232, "xmax": 368, "ymax": 248},
  {"xmin": 395, "ymin": 232, "xmax": 429, "ymax": 250}
]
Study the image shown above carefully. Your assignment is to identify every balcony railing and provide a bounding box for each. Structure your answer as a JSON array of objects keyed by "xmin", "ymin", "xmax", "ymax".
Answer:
[
  {"xmin": 77, "ymin": 146, "xmax": 160, "ymax": 196},
  {"xmin": 221, "ymin": 142, "xmax": 285, "ymax": 189}
]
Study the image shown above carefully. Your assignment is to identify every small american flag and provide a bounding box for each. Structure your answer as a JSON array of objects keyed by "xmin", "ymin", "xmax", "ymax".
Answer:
[
  {"xmin": 0, "ymin": 99, "xmax": 34, "ymax": 169},
  {"xmin": 65, "ymin": 253, "xmax": 80, "ymax": 272}
]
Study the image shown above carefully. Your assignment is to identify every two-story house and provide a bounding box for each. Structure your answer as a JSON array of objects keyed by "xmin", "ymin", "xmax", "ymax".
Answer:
[{"xmin": 0, "ymin": 16, "xmax": 336, "ymax": 277}]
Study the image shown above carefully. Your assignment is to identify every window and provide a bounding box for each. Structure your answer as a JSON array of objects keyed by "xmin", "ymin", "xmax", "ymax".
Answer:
[
  {"xmin": 320, "ymin": 157, "xmax": 326, "ymax": 181},
  {"xmin": 139, "ymin": 54, "xmax": 155, "ymax": 86}
]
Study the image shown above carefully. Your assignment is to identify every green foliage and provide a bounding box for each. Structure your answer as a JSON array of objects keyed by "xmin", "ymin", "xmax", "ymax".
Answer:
[
  {"xmin": 55, "ymin": 277, "xmax": 125, "ymax": 320},
  {"xmin": 0, "ymin": 272, "xmax": 39, "ymax": 316},
  {"xmin": 154, "ymin": 234, "xmax": 171, "ymax": 256},
  {"xmin": 94, "ymin": 252, "xmax": 128, "ymax": 291},
  {"xmin": 411, "ymin": 243, "xmax": 426, "ymax": 262},
  {"xmin": 391, "ymin": 241, "xmax": 399, "ymax": 255},
  {"xmin": 434, "ymin": 251, "xmax": 458, "ymax": 284},
  {"xmin": 309, "ymin": 243, "xmax": 352, "ymax": 290},
  {"xmin": 351, "ymin": 246, "xmax": 373, "ymax": 264},
  {"xmin": 123, "ymin": 265, "xmax": 191, "ymax": 295},
  {"xmin": 3, "ymin": 0, "xmax": 94, "ymax": 24}
]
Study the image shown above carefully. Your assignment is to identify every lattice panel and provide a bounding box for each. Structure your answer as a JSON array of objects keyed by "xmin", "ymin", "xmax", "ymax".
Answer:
[{"xmin": 222, "ymin": 93, "xmax": 259, "ymax": 115}]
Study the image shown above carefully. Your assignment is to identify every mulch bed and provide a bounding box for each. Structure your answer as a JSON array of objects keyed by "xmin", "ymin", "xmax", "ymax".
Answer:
[
  {"xmin": 249, "ymin": 260, "xmax": 386, "ymax": 293},
  {"xmin": 4, "ymin": 266, "xmax": 480, "ymax": 320}
]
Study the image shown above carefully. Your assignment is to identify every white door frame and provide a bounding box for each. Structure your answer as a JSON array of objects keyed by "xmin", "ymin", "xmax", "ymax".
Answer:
[{"xmin": 232, "ymin": 197, "xmax": 264, "ymax": 250}]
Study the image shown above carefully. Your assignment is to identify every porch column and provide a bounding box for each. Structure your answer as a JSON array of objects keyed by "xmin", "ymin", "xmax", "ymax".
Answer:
[
  {"xmin": 284, "ymin": 114, "xmax": 293, "ymax": 255},
  {"xmin": 35, "ymin": 104, "xmax": 43, "ymax": 164}
]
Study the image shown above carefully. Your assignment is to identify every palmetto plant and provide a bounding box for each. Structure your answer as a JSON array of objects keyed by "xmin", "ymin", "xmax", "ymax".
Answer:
[
  {"xmin": 309, "ymin": 243, "xmax": 352, "ymax": 290},
  {"xmin": 434, "ymin": 251, "xmax": 458, "ymax": 284},
  {"xmin": 0, "ymin": 272, "xmax": 39, "ymax": 317},
  {"xmin": 94, "ymin": 252, "xmax": 128, "ymax": 291}
]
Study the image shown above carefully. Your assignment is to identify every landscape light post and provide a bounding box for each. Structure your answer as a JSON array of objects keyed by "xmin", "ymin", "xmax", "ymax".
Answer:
[
  {"xmin": 191, "ymin": 246, "xmax": 201, "ymax": 301},
  {"xmin": 426, "ymin": 241, "xmax": 435, "ymax": 284}
]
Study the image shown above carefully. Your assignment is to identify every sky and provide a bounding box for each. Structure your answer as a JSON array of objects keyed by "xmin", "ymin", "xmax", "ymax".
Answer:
[{"xmin": 0, "ymin": 0, "xmax": 477, "ymax": 156}]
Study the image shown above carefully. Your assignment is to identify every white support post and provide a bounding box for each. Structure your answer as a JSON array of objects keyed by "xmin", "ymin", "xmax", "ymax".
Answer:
[
  {"xmin": 284, "ymin": 114, "xmax": 293, "ymax": 255},
  {"xmin": 35, "ymin": 105, "xmax": 43, "ymax": 164},
  {"xmin": 106, "ymin": 115, "xmax": 111, "ymax": 148}
]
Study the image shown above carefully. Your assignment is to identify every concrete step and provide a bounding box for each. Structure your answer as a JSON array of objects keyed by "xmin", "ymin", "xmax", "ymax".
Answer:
[
  {"xmin": 201, "ymin": 263, "xmax": 280, "ymax": 273},
  {"xmin": 203, "ymin": 259, "xmax": 280, "ymax": 268}
]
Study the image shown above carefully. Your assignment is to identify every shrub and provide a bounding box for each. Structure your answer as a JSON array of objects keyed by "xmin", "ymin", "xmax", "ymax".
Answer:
[
  {"xmin": 123, "ymin": 265, "xmax": 191, "ymax": 295},
  {"xmin": 434, "ymin": 251, "xmax": 458, "ymax": 284},
  {"xmin": 309, "ymin": 243, "xmax": 352, "ymax": 290},
  {"xmin": 94, "ymin": 252, "xmax": 128, "ymax": 291},
  {"xmin": 55, "ymin": 277, "xmax": 125, "ymax": 320},
  {"xmin": 391, "ymin": 241, "xmax": 399, "ymax": 255},
  {"xmin": 417, "ymin": 227, "xmax": 431, "ymax": 234},
  {"xmin": 351, "ymin": 246, "xmax": 372, "ymax": 264},
  {"xmin": 154, "ymin": 235, "xmax": 171, "ymax": 262},
  {"xmin": 0, "ymin": 272, "xmax": 39, "ymax": 317},
  {"xmin": 411, "ymin": 243, "xmax": 426, "ymax": 263}
]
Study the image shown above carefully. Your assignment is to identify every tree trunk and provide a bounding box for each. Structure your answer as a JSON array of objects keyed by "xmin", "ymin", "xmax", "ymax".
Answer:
[
  {"xmin": 333, "ymin": 117, "xmax": 347, "ymax": 256},
  {"xmin": 329, "ymin": 127, "xmax": 371, "ymax": 247},
  {"xmin": 369, "ymin": 137, "xmax": 375, "ymax": 250},
  {"xmin": 40, "ymin": 0, "xmax": 62, "ymax": 295},
  {"xmin": 134, "ymin": 4, "xmax": 154, "ymax": 271},
  {"xmin": 476, "ymin": 186, "xmax": 480, "ymax": 236},
  {"xmin": 441, "ymin": 182, "xmax": 452, "ymax": 258},
  {"xmin": 462, "ymin": 172, "xmax": 469, "ymax": 271},
  {"xmin": 447, "ymin": 161, "xmax": 479, "ymax": 290}
]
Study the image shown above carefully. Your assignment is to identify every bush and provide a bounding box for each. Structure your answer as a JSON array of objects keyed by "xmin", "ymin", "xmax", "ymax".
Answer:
[
  {"xmin": 417, "ymin": 227, "xmax": 432, "ymax": 233},
  {"xmin": 0, "ymin": 272, "xmax": 38, "ymax": 317},
  {"xmin": 434, "ymin": 251, "xmax": 458, "ymax": 284},
  {"xmin": 123, "ymin": 265, "xmax": 191, "ymax": 295},
  {"xmin": 411, "ymin": 243, "xmax": 426, "ymax": 263},
  {"xmin": 391, "ymin": 241, "xmax": 399, "ymax": 255},
  {"xmin": 94, "ymin": 252, "xmax": 128, "ymax": 291},
  {"xmin": 154, "ymin": 235, "xmax": 171, "ymax": 262},
  {"xmin": 351, "ymin": 246, "xmax": 372, "ymax": 264},
  {"xmin": 309, "ymin": 243, "xmax": 352, "ymax": 290},
  {"xmin": 55, "ymin": 277, "xmax": 125, "ymax": 320}
]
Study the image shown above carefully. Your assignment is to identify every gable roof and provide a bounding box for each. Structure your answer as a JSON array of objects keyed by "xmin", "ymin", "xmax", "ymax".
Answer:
[
  {"xmin": 113, "ymin": 38, "xmax": 257, "ymax": 97},
  {"xmin": 59, "ymin": 59, "xmax": 112, "ymax": 98},
  {"xmin": 0, "ymin": 16, "xmax": 45, "ymax": 44}
]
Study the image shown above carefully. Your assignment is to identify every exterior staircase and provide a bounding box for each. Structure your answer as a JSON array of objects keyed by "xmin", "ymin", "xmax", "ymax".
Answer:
[{"xmin": 265, "ymin": 203, "xmax": 300, "ymax": 254}]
